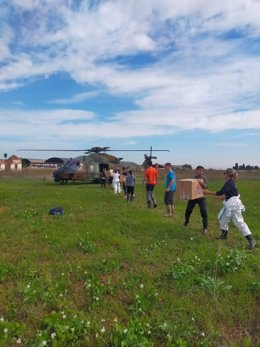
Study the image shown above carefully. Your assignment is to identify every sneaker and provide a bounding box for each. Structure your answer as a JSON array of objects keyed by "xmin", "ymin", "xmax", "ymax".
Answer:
[
  {"xmin": 183, "ymin": 221, "xmax": 188, "ymax": 226},
  {"xmin": 153, "ymin": 204, "xmax": 157, "ymax": 208},
  {"xmin": 202, "ymin": 228, "xmax": 208, "ymax": 235}
]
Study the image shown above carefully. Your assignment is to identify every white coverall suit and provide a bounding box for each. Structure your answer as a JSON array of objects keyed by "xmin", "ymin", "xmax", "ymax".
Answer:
[{"xmin": 218, "ymin": 196, "xmax": 251, "ymax": 236}]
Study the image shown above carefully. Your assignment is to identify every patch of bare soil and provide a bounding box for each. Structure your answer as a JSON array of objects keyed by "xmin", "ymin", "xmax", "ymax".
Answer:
[
  {"xmin": 70, "ymin": 280, "xmax": 86, "ymax": 308},
  {"xmin": 0, "ymin": 206, "xmax": 10, "ymax": 213}
]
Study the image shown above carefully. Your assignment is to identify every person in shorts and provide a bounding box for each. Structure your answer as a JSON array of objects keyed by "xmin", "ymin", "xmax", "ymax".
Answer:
[{"xmin": 164, "ymin": 163, "xmax": 176, "ymax": 217}]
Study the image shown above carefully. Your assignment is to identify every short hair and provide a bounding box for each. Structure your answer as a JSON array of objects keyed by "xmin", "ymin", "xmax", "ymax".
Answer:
[
  {"xmin": 196, "ymin": 165, "xmax": 204, "ymax": 170},
  {"xmin": 165, "ymin": 162, "xmax": 172, "ymax": 167},
  {"xmin": 147, "ymin": 160, "xmax": 153, "ymax": 166}
]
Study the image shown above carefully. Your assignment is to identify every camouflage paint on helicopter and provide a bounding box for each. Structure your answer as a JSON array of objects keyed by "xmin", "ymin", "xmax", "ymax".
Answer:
[{"xmin": 18, "ymin": 146, "xmax": 169, "ymax": 184}]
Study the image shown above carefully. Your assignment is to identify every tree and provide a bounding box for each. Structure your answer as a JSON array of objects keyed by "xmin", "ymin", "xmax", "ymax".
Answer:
[{"xmin": 4, "ymin": 153, "xmax": 7, "ymax": 160}]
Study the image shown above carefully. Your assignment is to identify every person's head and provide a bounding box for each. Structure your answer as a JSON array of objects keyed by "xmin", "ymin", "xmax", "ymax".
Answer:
[
  {"xmin": 196, "ymin": 165, "xmax": 204, "ymax": 176},
  {"xmin": 164, "ymin": 162, "xmax": 172, "ymax": 171},
  {"xmin": 128, "ymin": 169, "xmax": 133, "ymax": 175},
  {"xmin": 224, "ymin": 168, "xmax": 237, "ymax": 180},
  {"xmin": 147, "ymin": 160, "xmax": 153, "ymax": 167}
]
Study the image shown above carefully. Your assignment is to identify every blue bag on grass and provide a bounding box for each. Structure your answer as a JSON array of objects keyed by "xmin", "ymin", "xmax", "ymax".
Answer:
[{"xmin": 49, "ymin": 207, "xmax": 64, "ymax": 215}]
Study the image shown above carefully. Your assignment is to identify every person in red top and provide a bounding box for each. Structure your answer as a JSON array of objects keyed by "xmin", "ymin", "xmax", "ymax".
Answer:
[{"xmin": 143, "ymin": 160, "xmax": 158, "ymax": 208}]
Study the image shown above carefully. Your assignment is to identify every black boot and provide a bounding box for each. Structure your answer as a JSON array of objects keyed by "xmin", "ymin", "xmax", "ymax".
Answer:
[
  {"xmin": 217, "ymin": 230, "xmax": 228, "ymax": 240},
  {"xmin": 245, "ymin": 235, "xmax": 256, "ymax": 249}
]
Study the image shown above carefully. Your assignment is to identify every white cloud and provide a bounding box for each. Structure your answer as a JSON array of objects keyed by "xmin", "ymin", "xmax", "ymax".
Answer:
[
  {"xmin": 49, "ymin": 91, "xmax": 101, "ymax": 104},
  {"xmin": 1, "ymin": 0, "xmax": 260, "ymax": 146}
]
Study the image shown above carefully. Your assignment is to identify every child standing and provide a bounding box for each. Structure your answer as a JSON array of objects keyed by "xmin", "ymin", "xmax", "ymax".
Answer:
[{"xmin": 204, "ymin": 168, "xmax": 256, "ymax": 249}]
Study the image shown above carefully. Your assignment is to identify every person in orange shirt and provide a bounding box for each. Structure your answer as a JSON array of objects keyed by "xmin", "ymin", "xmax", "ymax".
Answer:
[{"xmin": 143, "ymin": 160, "xmax": 158, "ymax": 208}]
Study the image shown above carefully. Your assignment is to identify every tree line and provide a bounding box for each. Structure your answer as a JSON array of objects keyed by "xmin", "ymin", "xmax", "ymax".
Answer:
[{"xmin": 233, "ymin": 163, "xmax": 259, "ymax": 171}]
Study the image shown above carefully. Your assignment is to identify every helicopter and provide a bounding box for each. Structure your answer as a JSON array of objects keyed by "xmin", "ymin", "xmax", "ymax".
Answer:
[{"xmin": 18, "ymin": 146, "xmax": 169, "ymax": 184}]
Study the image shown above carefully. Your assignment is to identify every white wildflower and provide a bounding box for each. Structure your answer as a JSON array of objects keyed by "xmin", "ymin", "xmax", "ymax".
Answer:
[
  {"xmin": 140, "ymin": 284, "xmax": 144, "ymax": 289},
  {"xmin": 16, "ymin": 338, "xmax": 22, "ymax": 344},
  {"xmin": 100, "ymin": 327, "xmax": 106, "ymax": 333},
  {"xmin": 51, "ymin": 332, "xmax": 56, "ymax": 339}
]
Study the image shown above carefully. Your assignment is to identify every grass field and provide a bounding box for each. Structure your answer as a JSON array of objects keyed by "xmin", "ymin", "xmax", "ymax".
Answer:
[{"xmin": 0, "ymin": 171, "xmax": 259, "ymax": 346}]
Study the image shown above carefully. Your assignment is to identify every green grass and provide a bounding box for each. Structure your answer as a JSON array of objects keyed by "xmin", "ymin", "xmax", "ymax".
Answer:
[{"xmin": 0, "ymin": 175, "xmax": 259, "ymax": 346}]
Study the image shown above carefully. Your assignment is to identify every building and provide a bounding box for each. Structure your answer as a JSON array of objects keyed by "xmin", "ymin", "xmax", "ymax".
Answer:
[{"xmin": 0, "ymin": 155, "xmax": 22, "ymax": 171}]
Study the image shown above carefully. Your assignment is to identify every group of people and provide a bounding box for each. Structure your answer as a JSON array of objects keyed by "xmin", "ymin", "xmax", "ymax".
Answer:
[
  {"xmin": 100, "ymin": 167, "xmax": 136, "ymax": 202},
  {"xmin": 99, "ymin": 162, "xmax": 256, "ymax": 250},
  {"xmin": 143, "ymin": 161, "xmax": 256, "ymax": 250}
]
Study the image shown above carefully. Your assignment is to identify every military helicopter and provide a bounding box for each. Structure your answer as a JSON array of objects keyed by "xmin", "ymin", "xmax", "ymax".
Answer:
[{"xmin": 18, "ymin": 146, "xmax": 169, "ymax": 184}]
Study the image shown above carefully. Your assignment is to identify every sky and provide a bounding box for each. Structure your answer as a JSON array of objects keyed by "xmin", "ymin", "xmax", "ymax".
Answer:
[{"xmin": 0, "ymin": 0, "xmax": 260, "ymax": 169}]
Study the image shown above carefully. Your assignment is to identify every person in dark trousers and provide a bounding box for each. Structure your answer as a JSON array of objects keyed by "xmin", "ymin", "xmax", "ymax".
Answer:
[
  {"xmin": 164, "ymin": 162, "xmax": 176, "ymax": 217},
  {"xmin": 143, "ymin": 160, "xmax": 158, "ymax": 208},
  {"xmin": 183, "ymin": 165, "xmax": 208, "ymax": 234},
  {"xmin": 204, "ymin": 168, "xmax": 256, "ymax": 249},
  {"xmin": 100, "ymin": 169, "xmax": 107, "ymax": 188},
  {"xmin": 126, "ymin": 169, "xmax": 135, "ymax": 202}
]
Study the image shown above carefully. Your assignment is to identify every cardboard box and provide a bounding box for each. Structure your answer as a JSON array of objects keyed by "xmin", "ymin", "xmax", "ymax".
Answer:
[{"xmin": 177, "ymin": 179, "xmax": 204, "ymax": 200}]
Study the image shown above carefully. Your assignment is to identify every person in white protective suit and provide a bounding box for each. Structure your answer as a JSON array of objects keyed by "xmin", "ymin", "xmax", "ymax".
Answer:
[
  {"xmin": 204, "ymin": 168, "xmax": 256, "ymax": 249},
  {"xmin": 112, "ymin": 169, "xmax": 121, "ymax": 194}
]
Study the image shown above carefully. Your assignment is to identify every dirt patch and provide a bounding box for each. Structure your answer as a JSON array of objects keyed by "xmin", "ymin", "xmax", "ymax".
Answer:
[
  {"xmin": 0, "ymin": 207, "xmax": 10, "ymax": 213},
  {"xmin": 70, "ymin": 280, "xmax": 86, "ymax": 308}
]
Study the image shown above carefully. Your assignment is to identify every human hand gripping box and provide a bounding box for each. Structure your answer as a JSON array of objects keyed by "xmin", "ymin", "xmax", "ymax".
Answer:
[{"xmin": 177, "ymin": 179, "xmax": 204, "ymax": 200}]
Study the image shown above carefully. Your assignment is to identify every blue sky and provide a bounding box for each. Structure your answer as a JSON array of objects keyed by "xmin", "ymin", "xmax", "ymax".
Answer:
[{"xmin": 0, "ymin": 0, "xmax": 260, "ymax": 169}]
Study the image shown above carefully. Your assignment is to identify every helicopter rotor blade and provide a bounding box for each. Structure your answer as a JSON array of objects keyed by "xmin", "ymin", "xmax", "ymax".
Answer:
[{"xmin": 17, "ymin": 149, "xmax": 87, "ymax": 152}]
